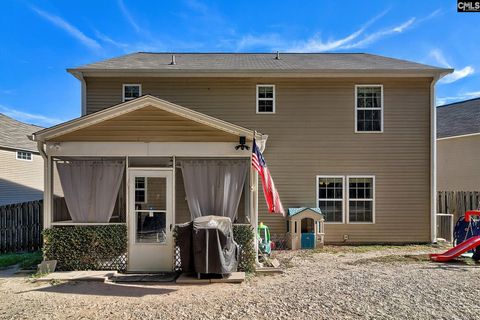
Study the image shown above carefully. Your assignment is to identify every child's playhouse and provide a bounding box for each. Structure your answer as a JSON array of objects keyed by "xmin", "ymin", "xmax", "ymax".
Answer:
[{"xmin": 286, "ymin": 207, "xmax": 325, "ymax": 250}]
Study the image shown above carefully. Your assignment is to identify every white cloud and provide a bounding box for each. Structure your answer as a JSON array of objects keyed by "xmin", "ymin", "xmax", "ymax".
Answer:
[
  {"xmin": 31, "ymin": 7, "xmax": 101, "ymax": 50},
  {"xmin": 286, "ymin": 9, "xmax": 389, "ymax": 52},
  {"xmin": 236, "ymin": 34, "xmax": 285, "ymax": 51},
  {"xmin": 436, "ymin": 91, "xmax": 480, "ymax": 105},
  {"xmin": 430, "ymin": 49, "xmax": 475, "ymax": 84},
  {"xmin": 94, "ymin": 30, "xmax": 128, "ymax": 50},
  {"xmin": 0, "ymin": 105, "xmax": 65, "ymax": 127},
  {"xmin": 441, "ymin": 66, "xmax": 475, "ymax": 84},
  {"xmin": 341, "ymin": 18, "xmax": 415, "ymax": 49},
  {"xmin": 118, "ymin": 0, "xmax": 141, "ymax": 33}
]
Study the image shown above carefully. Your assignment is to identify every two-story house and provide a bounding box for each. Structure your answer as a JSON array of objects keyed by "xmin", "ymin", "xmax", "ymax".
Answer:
[
  {"xmin": 0, "ymin": 114, "xmax": 44, "ymax": 206},
  {"xmin": 32, "ymin": 53, "xmax": 451, "ymax": 272}
]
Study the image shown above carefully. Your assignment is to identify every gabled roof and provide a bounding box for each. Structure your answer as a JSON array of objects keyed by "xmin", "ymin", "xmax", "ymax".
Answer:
[
  {"xmin": 32, "ymin": 95, "xmax": 262, "ymax": 142},
  {"xmin": 437, "ymin": 98, "xmax": 480, "ymax": 139},
  {"xmin": 68, "ymin": 52, "xmax": 451, "ymax": 77},
  {"xmin": 288, "ymin": 207, "xmax": 323, "ymax": 217},
  {"xmin": 0, "ymin": 114, "xmax": 43, "ymax": 152}
]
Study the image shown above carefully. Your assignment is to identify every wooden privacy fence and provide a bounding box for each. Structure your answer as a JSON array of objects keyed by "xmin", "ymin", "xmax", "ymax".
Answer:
[
  {"xmin": 437, "ymin": 191, "xmax": 480, "ymax": 242},
  {"xmin": 0, "ymin": 200, "xmax": 43, "ymax": 253},
  {"xmin": 438, "ymin": 191, "xmax": 480, "ymax": 221}
]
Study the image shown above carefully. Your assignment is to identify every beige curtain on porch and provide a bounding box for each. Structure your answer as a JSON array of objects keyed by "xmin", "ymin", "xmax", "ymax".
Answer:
[
  {"xmin": 180, "ymin": 159, "xmax": 248, "ymax": 221},
  {"xmin": 57, "ymin": 160, "xmax": 125, "ymax": 223}
]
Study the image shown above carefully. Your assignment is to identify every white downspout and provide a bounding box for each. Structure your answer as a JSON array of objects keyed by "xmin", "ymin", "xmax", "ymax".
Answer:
[
  {"xmin": 35, "ymin": 139, "xmax": 52, "ymax": 229},
  {"xmin": 71, "ymin": 71, "xmax": 87, "ymax": 116},
  {"xmin": 431, "ymin": 76, "xmax": 439, "ymax": 243}
]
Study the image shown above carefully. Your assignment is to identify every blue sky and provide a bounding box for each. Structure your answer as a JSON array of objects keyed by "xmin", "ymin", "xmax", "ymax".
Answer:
[{"xmin": 0, "ymin": 0, "xmax": 478, "ymax": 127}]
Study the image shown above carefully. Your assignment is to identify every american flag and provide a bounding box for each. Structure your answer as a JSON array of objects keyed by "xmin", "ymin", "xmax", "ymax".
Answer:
[{"xmin": 252, "ymin": 140, "xmax": 285, "ymax": 216}]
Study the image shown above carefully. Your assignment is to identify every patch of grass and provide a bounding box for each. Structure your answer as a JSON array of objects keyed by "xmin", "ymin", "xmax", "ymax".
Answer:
[
  {"xmin": 350, "ymin": 254, "xmax": 431, "ymax": 265},
  {"xmin": 315, "ymin": 244, "xmax": 444, "ymax": 255},
  {"xmin": 0, "ymin": 252, "xmax": 42, "ymax": 269}
]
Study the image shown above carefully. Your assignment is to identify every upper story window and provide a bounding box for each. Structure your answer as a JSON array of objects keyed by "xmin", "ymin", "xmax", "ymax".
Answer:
[
  {"xmin": 355, "ymin": 85, "xmax": 383, "ymax": 132},
  {"xmin": 16, "ymin": 151, "xmax": 32, "ymax": 161},
  {"xmin": 256, "ymin": 85, "xmax": 275, "ymax": 113},
  {"xmin": 123, "ymin": 84, "xmax": 142, "ymax": 102}
]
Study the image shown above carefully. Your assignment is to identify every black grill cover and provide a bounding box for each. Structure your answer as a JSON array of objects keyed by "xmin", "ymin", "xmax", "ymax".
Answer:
[
  {"xmin": 175, "ymin": 221, "xmax": 194, "ymax": 273},
  {"xmin": 192, "ymin": 215, "xmax": 239, "ymax": 274}
]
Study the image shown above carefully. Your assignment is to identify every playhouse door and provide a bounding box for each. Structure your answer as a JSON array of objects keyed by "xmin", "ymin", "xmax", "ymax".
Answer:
[{"xmin": 128, "ymin": 169, "xmax": 173, "ymax": 272}]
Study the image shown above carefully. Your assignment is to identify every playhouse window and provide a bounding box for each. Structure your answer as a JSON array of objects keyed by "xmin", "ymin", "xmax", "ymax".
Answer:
[
  {"xmin": 317, "ymin": 176, "xmax": 344, "ymax": 223},
  {"xmin": 348, "ymin": 176, "xmax": 374, "ymax": 223}
]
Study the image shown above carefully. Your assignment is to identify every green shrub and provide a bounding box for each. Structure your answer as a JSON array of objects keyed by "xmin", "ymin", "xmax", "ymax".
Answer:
[
  {"xmin": 233, "ymin": 224, "xmax": 256, "ymax": 273},
  {"xmin": 43, "ymin": 225, "xmax": 127, "ymax": 271}
]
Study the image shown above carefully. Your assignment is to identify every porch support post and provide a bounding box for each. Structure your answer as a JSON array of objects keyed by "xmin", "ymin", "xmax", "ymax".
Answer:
[
  {"xmin": 253, "ymin": 168, "xmax": 259, "ymax": 264},
  {"xmin": 44, "ymin": 155, "xmax": 53, "ymax": 229}
]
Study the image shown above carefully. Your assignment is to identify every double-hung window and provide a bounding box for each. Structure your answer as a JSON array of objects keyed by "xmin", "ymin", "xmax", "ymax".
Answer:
[
  {"xmin": 123, "ymin": 84, "xmax": 141, "ymax": 102},
  {"xmin": 347, "ymin": 176, "xmax": 375, "ymax": 223},
  {"xmin": 317, "ymin": 176, "xmax": 344, "ymax": 223},
  {"xmin": 256, "ymin": 85, "xmax": 275, "ymax": 113},
  {"xmin": 355, "ymin": 85, "xmax": 383, "ymax": 132}
]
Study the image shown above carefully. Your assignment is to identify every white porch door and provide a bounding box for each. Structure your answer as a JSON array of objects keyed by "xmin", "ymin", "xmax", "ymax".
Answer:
[{"xmin": 128, "ymin": 169, "xmax": 173, "ymax": 272}]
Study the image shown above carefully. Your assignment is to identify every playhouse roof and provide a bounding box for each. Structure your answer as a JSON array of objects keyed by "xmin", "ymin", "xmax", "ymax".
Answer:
[{"xmin": 288, "ymin": 207, "xmax": 322, "ymax": 217}]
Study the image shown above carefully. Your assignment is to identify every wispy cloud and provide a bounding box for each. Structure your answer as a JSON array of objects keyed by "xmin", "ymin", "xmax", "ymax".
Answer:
[
  {"xmin": 0, "ymin": 105, "xmax": 65, "ymax": 126},
  {"xmin": 430, "ymin": 49, "xmax": 475, "ymax": 84},
  {"xmin": 94, "ymin": 30, "xmax": 128, "ymax": 50},
  {"xmin": 118, "ymin": 0, "xmax": 141, "ymax": 33},
  {"xmin": 437, "ymin": 91, "xmax": 480, "ymax": 106},
  {"xmin": 342, "ymin": 18, "xmax": 415, "ymax": 49},
  {"xmin": 285, "ymin": 9, "xmax": 390, "ymax": 52},
  {"xmin": 31, "ymin": 7, "xmax": 101, "ymax": 50},
  {"xmin": 234, "ymin": 9, "xmax": 439, "ymax": 53}
]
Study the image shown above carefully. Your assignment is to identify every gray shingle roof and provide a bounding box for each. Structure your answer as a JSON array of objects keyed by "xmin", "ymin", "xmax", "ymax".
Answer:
[
  {"xmin": 437, "ymin": 98, "xmax": 480, "ymax": 138},
  {"xmin": 0, "ymin": 114, "xmax": 43, "ymax": 152},
  {"xmin": 70, "ymin": 52, "xmax": 448, "ymax": 73}
]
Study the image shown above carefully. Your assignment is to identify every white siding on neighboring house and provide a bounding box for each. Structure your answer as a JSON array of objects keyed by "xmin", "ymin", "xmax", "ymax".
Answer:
[
  {"xmin": 437, "ymin": 135, "xmax": 480, "ymax": 191},
  {"xmin": 0, "ymin": 148, "xmax": 44, "ymax": 205}
]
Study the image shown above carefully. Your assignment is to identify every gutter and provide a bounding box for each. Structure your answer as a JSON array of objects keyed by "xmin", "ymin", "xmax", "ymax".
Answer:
[
  {"xmin": 67, "ymin": 68, "xmax": 454, "ymax": 79},
  {"xmin": 69, "ymin": 71, "xmax": 87, "ymax": 116}
]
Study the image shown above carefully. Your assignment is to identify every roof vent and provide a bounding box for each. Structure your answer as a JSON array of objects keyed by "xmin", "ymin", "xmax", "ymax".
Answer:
[
  {"xmin": 170, "ymin": 54, "xmax": 176, "ymax": 65},
  {"xmin": 275, "ymin": 51, "xmax": 280, "ymax": 60}
]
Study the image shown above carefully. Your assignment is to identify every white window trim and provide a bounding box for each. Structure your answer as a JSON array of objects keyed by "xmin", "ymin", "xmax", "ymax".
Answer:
[
  {"xmin": 122, "ymin": 84, "xmax": 142, "ymax": 102},
  {"xmin": 316, "ymin": 175, "xmax": 345, "ymax": 224},
  {"xmin": 135, "ymin": 177, "xmax": 148, "ymax": 204},
  {"xmin": 16, "ymin": 150, "xmax": 32, "ymax": 161},
  {"xmin": 346, "ymin": 175, "xmax": 375, "ymax": 224},
  {"xmin": 354, "ymin": 84, "xmax": 384, "ymax": 133},
  {"xmin": 256, "ymin": 84, "xmax": 276, "ymax": 114}
]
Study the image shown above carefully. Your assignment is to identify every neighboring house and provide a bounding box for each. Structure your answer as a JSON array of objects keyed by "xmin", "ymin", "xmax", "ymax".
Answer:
[
  {"xmin": 0, "ymin": 114, "xmax": 44, "ymax": 205},
  {"xmin": 437, "ymin": 98, "xmax": 480, "ymax": 191},
  {"xmin": 31, "ymin": 53, "xmax": 451, "ymax": 272}
]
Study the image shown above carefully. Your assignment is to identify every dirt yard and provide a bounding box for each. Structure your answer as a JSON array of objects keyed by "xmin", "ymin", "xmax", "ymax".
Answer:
[{"xmin": 1, "ymin": 245, "xmax": 479, "ymax": 320}]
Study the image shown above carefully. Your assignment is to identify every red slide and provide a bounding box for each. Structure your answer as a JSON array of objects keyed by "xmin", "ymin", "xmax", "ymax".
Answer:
[{"xmin": 430, "ymin": 236, "xmax": 480, "ymax": 262}]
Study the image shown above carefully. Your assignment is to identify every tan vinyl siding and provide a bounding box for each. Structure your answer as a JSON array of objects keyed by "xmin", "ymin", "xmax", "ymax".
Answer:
[
  {"xmin": 52, "ymin": 106, "xmax": 238, "ymax": 142},
  {"xmin": 437, "ymin": 135, "xmax": 480, "ymax": 191},
  {"xmin": 0, "ymin": 148, "xmax": 43, "ymax": 205},
  {"xmin": 85, "ymin": 76, "xmax": 432, "ymax": 243}
]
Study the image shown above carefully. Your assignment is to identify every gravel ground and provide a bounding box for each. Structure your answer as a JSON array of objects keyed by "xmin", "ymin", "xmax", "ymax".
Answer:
[{"xmin": 1, "ymin": 245, "xmax": 480, "ymax": 320}]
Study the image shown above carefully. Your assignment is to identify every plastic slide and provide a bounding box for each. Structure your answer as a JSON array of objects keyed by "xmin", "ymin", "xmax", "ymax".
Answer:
[{"xmin": 430, "ymin": 236, "xmax": 480, "ymax": 262}]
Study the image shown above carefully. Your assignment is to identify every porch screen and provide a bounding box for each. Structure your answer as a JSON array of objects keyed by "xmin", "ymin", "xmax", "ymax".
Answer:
[
  {"xmin": 57, "ymin": 160, "xmax": 125, "ymax": 223},
  {"xmin": 181, "ymin": 159, "xmax": 248, "ymax": 221}
]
